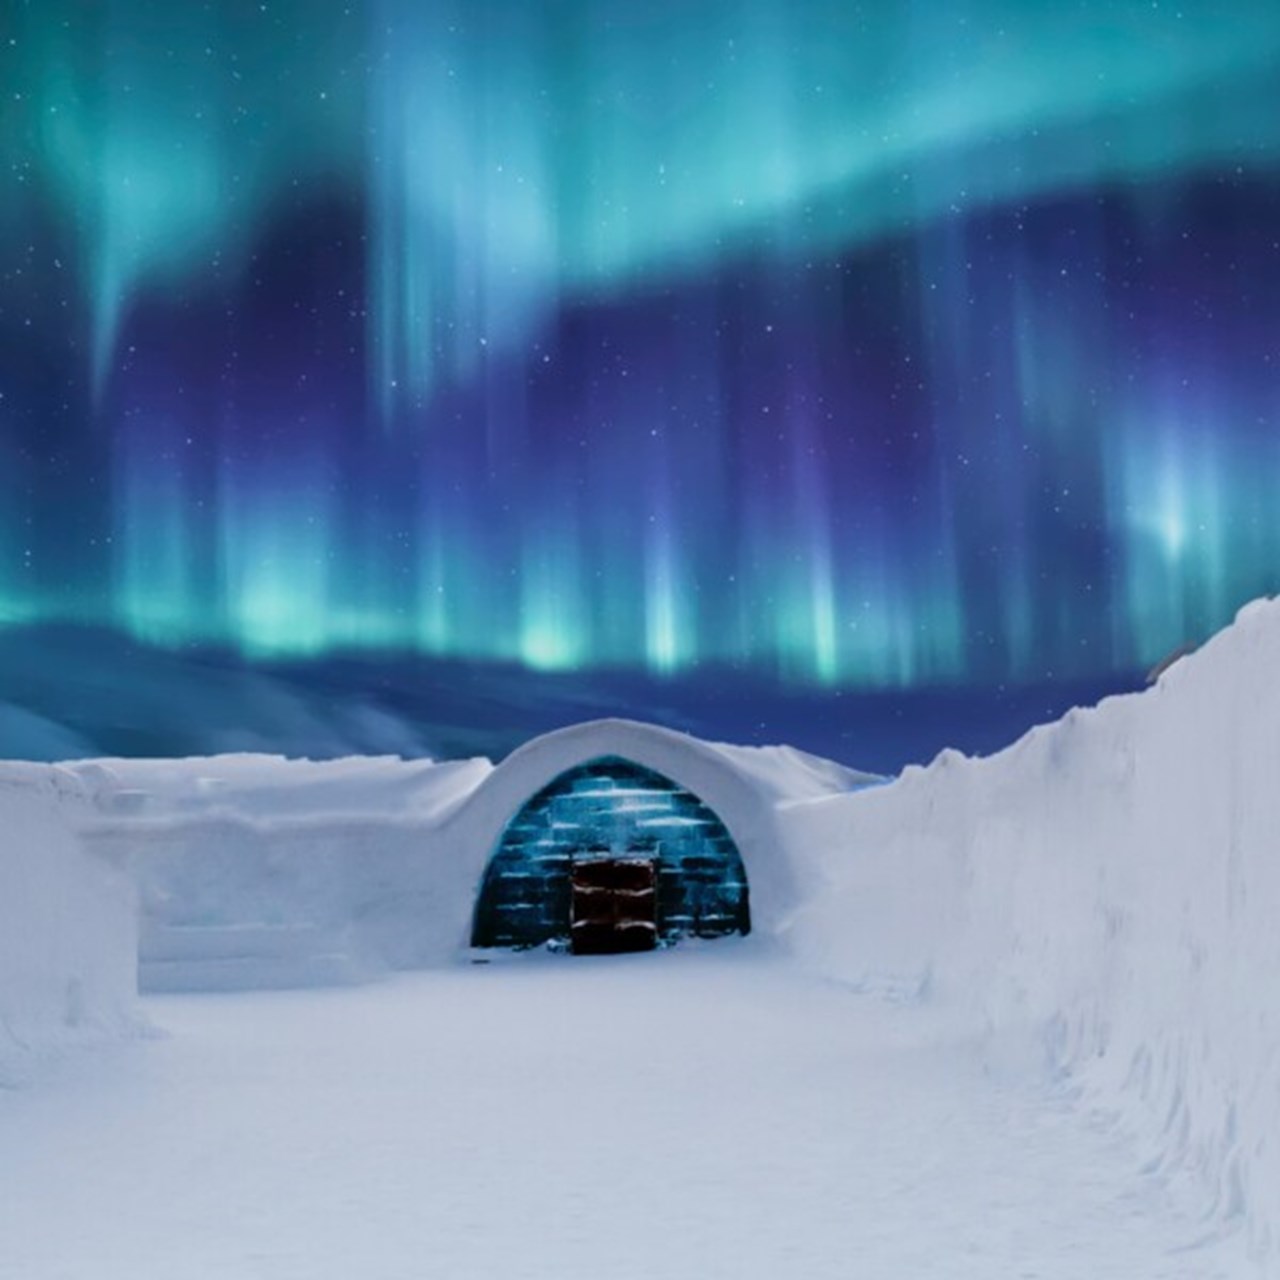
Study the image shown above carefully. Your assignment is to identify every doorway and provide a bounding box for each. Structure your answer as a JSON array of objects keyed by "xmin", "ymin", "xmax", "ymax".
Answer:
[
  {"xmin": 570, "ymin": 856, "xmax": 658, "ymax": 955},
  {"xmin": 470, "ymin": 755, "xmax": 751, "ymax": 951}
]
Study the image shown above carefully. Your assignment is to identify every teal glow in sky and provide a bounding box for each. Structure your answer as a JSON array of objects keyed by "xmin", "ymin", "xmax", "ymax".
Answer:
[{"xmin": 1, "ymin": 0, "xmax": 1279, "ymax": 689}]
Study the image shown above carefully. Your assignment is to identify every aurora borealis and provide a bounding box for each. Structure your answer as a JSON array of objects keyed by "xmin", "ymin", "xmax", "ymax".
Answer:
[{"xmin": 3, "ymin": 0, "xmax": 1280, "ymax": 703}]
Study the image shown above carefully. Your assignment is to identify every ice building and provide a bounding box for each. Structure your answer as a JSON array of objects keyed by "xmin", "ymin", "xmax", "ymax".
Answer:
[{"xmin": 74, "ymin": 719, "xmax": 876, "ymax": 991}]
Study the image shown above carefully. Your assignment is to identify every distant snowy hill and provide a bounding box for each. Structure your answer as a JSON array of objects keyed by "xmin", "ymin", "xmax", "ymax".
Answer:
[
  {"xmin": 0, "ymin": 625, "xmax": 440, "ymax": 761},
  {"xmin": 0, "ymin": 622, "xmax": 1141, "ymax": 771}
]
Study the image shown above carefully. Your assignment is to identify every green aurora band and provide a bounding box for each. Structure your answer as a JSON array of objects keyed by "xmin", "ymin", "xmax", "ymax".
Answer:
[{"xmin": 1, "ymin": 0, "xmax": 1279, "ymax": 685}]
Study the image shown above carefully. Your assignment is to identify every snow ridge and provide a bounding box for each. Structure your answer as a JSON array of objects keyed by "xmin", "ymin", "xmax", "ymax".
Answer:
[{"xmin": 784, "ymin": 596, "xmax": 1280, "ymax": 1272}]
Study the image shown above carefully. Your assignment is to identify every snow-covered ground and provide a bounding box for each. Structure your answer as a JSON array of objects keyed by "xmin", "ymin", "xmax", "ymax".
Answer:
[{"xmin": 0, "ymin": 948, "xmax": 1250, "ymax": 1280}]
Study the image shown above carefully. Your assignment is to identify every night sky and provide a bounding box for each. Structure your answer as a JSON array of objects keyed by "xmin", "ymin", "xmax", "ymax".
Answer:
[{"xmin": 2, "ymin": 1, "xmax": 1279, "ymax": 764}]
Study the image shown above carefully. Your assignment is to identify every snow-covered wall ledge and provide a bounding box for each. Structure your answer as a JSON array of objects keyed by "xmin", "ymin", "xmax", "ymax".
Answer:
[
  {"xmin": 0, "ymin": 763, "xmax": 137, "ymax": 1082},
  {"xmin": 783, "ymin": 596, "xmax": 1280, "ymax": 1271},
  {"xmin": 75, "ymin": 755, "xmax": 498, "ymax": 990},
  {"xmin": 76, "ymin": 726, "xmax": 872, "ymax": 993}
]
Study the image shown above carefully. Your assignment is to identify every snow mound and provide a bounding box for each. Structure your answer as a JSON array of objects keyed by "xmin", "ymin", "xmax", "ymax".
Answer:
[
  {"xmin": 708, "ymin": 738, "xmax": 882, "ymax": 804},
  {"xmin": 0, "ymin": 764, "xmax": 136, "ymax": 1082},
  {"xmin": 784, "ymin": 595, "xmax": 1280, "ymax": 1271}
]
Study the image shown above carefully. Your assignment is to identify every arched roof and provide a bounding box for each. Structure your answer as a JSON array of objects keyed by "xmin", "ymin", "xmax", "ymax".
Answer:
[{"xmin": 437, "ymin": 718, "xmax": 869, "ymax": 943}]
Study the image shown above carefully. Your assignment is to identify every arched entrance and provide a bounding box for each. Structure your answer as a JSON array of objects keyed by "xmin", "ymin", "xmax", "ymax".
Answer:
[{"xmin": 471, "ymin": 755, "xmax": 751, "ymax": 952}]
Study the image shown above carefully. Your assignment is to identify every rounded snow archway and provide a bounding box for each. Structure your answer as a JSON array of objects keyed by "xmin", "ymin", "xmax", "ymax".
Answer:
[
  {"xmin": 471, "ymin": 755, "xmax": 751, "ymax": 950},
  {"xmin": 441, "ymin": 719, "xmax": 811, "ymax": 951}
]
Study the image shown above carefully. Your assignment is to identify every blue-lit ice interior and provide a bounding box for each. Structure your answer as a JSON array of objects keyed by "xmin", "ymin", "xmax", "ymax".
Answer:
[{"xmin": 471, "ymin": 756, "xmax": 750, "ymax": 949}]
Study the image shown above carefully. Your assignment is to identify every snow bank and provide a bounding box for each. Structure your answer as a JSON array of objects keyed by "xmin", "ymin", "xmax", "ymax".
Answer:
[
  {"xmin": 0, "ymin": 764, "xmax": 136, "ymax": 1081},
  {"xmin": 79, "ymin": 755, "xmax": 493, "ymax": 991},
  {"xmin": 783, "ymin": 596, "xmax": 1280, "ymax": 1271},
  {"xmin": 72, "ymin": 753, "xmax": 487, "ymax": 822}
]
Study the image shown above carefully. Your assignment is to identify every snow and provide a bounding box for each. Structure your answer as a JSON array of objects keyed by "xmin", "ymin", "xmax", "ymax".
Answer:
[
  {"xmin": 69, "ymin": 751, "xmax": 492, "ymax": 822},
  {"xmin": 0, "ymin": 951, "xmax": 1248, "ymax": 1279},
  {"xmin": 76, "ymin": 718, "xmax": 876, "ymax": 992},
  {"xmin": 0, "ymin": 763, "xmax": 136, "ymax": 1083},
  {"xmin": 2, "ymin": 598, "xmax": 1278, "ymax": 1272},
  {"xmin": 784, "ymin": 596, "xmax": 1280, "ymax": 1273},
  {"xmin": 429, "ymin": 717, "xmax": 879, "ymax": 942},
  {"xmin": 72, "ymin": 754, "xmax": 494, "ymax": 990}
]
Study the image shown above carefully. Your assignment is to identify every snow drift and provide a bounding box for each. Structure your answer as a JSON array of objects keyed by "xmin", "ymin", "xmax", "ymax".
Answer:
[
  {"xmin": 784, "ymin": 596, "xmax": 1280, "ymax": 1271},
  {"xmin": 0, "ymin": 764, "xmax": 136, "ymax": 1081}
]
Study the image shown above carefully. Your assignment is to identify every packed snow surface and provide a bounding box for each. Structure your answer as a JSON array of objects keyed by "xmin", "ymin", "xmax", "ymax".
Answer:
[{"xmin": 0, "ymin": 950, "xmax": 1249, "ymax": 1280}]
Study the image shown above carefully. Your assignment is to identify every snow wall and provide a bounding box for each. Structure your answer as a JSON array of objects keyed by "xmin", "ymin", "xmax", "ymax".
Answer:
[
  {"xmin": 80, "ymin": 755, "xmax": 496, "ymax": 991},
  {"xmin": 784, "ymin": 596, "xmax": 1280, "ymax": 1271},
  {"xmin": 77, "ymin": 727, "xmax": 874, "ymax": 992},
  {"xmin": 0, "ymin": 764, "xmax": 136, "ymax": 1081}
]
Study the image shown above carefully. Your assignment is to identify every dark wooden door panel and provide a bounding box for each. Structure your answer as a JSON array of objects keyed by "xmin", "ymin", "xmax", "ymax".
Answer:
[
  {"xmin": 571, "ymin": 858, "xmax": 656, "ymax": 891},
  {"xmin": 570, "ymin": 920, "xmax": 657, "ymax": 955},
  {"xmin": 570, "ymin": 858, "xmax": 657, "ymax": 954}
]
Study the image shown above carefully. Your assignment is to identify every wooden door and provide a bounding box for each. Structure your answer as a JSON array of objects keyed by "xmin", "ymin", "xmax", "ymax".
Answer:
[{"xmin": 570, "ymin": 857, "xmax": 658, "ymax": 954}]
